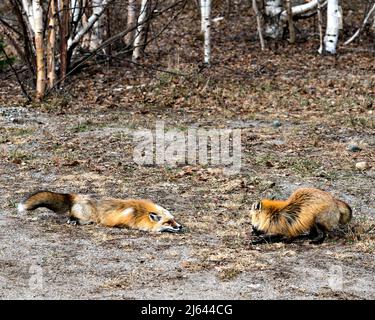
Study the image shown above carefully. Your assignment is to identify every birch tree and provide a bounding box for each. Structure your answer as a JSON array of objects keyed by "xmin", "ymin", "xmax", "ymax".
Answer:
[
  {"xmin": 124, "ymin": 0, "xmax": 137, "ymax": 46},
  {"xmin": 33, "ymin": 0, "xmax": 45, "ymax": 99},
  {"xmin": 21, "ymin": 0, "xmax": 35, "ymax": 33},
  {"xmin": 264, "ymin": 0, "xmax": 283, "ymax": 39},
  {"xmin": 46, "ymin": 0, "xmax": 57, "ymax": 88},
  {"xmin": 263, "ymin": 0, "xmax": 324, "ymax": 39},
  {"xmin": 68, "ymin": 0, "xmax": 111, "ymax": 52},
  {"xmin": 324, "ymin": 0, "xmax": 340, "ymax": 54},
  {"xmin": 252, "ymin": 0, "xmax": 265, "ymax": 50},
  {"xmin": 317, "ymin": 0, "xmax": 324, "ymax": 54},
  {"xmin": 200, "ymin": 0, "xmax": 211, "ymax": 65},
  {"xmin": 345, "ymin": 2, "xmax": 375, "ymax": 45},
  {"xmin": 89, "ymin": 0, "xmax": 106, "ymax": 50},
  {"xmin": 132, "ymin": 0, "xmax": 149, "ymax": 62}
]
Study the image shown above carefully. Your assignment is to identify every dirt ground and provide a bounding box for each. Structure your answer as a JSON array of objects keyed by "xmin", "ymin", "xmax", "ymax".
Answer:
[{"xmin": 1, "ymin": 1, "xmax": 375, "ymax": 300}]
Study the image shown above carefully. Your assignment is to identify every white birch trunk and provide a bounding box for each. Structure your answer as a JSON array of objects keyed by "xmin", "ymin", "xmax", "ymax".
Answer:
[
  {"xmin": 124, "ymin": 0, "xmax": 137, "ymax": 46},
  {"xmin": 264, "ymin": 0, "xmax": 283, "ymax": 39},
  {"xmin": 68, "ymin": 0, "xmax": 110, "ymax": 51},
  {"xmin": 200, "ymin": 0, "xmax": 211, "ymax": 65},
  {"xmin": 324, "ymin": 0, "xmax": 340, "ymax": 54},
  {"xmin": 81, "ymin": 0, "xmax": 91, "ymax": 49},
  {"xmin": 132, "ymin": 0, "xmax": 149, "ymax": 62},
  {"xmin": 71, "ymin": 0, "xmax": 81, "ymax": 28},
  {"xmin": 33, "ymin": 0, "xmax": 45, "ymax": 99},
  {"xmin": 47, "ymin": 0, "xmax": 57, "ymax": 88},
  {"xmin": 90, "ymin": 0, "xmax": 106, "ymax": 50},
  {"xmin": 200, "ymin": 0, "xmax": 205, "ymax": 32},
  {"xmin": 280, "ymin": 0, "xmax": 323, "ymax": 21},
  {"xmin": 22, "ymin": 0, "xmax": 35, "ymax": 32},
  {"xmin": 317, "ymin": 0, "xmax": 324, "ymax": 54}
]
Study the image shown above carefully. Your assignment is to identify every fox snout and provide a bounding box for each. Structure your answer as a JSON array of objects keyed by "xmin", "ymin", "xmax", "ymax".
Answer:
[{"xmin": 161, "ymin": 221, "xmax": 184, "ymax": 233}]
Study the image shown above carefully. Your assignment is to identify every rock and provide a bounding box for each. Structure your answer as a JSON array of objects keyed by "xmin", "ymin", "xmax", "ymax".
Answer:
[
  {"xmin": 272, "ymin": 120, "xmax": 282, "ymax": 128},
  {"xmin": 355, "ymin": 161, "xmax": 368, "ymax": 170},
  {"xmin": 347, "ymin": 143, "xmax": 361, "ymax": 152}
]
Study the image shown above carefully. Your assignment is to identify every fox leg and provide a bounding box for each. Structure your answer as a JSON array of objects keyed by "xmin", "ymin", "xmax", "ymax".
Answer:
[
  {"xmin": 252, "ymin": 226, "xmax": 264, "ymax": 236},
  {"xmin": 66, "ymin": 216, "xmax": 93, "ymax": 225},
  {"xmin": 309, "ymin": 224, "xmax": 327, "ymax": 244},
  {"xmin": 250, "ymin": 234, "xmax": 284, "ymax": 245}
]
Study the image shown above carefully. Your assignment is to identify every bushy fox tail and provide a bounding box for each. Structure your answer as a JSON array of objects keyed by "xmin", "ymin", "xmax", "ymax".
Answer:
[
  {"xmin": 335, "ymin": 199, "xmax": 352, "ymax": 224},
  {"xmin": 18, "ymin": 191, "xmax": 74, "ymax": 214}
]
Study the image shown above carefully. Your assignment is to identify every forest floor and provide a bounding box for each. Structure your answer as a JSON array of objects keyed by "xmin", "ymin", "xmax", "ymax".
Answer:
[{"xmin": 0, "ymin": 2, "xmax": 374, "ymax": 300}]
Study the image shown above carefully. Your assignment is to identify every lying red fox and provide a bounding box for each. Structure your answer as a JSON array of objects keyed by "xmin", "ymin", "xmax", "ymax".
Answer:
[{"xmin": 18, "ymin": 191, "xmax": 183, "ymax": 233}]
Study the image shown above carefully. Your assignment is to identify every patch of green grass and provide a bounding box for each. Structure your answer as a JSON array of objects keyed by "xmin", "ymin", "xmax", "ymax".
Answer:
[
  {"xmin": 8, "ymin": 200, "xmax": 17, "ymax": 209},
  {"xmin": 9, "ymin": 147, "xmax": 34, "ymax": 162},
  {"xmin": 0, "ymin": 134, "xmax": 9, "ymax": 143},
  {"xmin": 287, "ymin": 158, "xmax": 321, "ymax": 177},
  {"xmin": 217, "ymin": 267, "xmax": 242, "ymax": 281},
  {"xmin": 254, "ymin": 154, "xmax": 279, "ymax": 166},
  {"xmin": 70, "ymin": 121, "xmax": 93, "ymax": 133},
  {"xmin": 12, "ymin": 128, "xmax": 35, "ymax": 136},
  {"xmin": 346, "ymin": 115, "xmax": 374, "ymax": 129}
]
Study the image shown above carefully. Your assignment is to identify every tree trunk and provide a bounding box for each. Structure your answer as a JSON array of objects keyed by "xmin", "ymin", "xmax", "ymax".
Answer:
[
  {"xmin": 344, "ymin": 3, "xmax": 375, "ymax": 45},
  {"xmin": 81, "ymin": 0, "xmax": 91, "ymax": 50},
  {"xmin": 264, "ymin": 0, "xmax": 283, "ymax": 39},
  {"xmin": 317, "ymin": 0, "xmax": 324, "ymax": 53},
  {"xmin": 22, "ymin": 0, "xmax": 35, "ymax": 32},
  {"xmin": 200, "ymin": 0, "xmax": 211, "ymax": 65},
  {"xmin": 60, "ymin": 0, "xmax": 69, "ymax": 83},
  {"xmin": 252, "ymin": 0, "xmax": 265, "ymax": 50},
  {"xmin": 33, "ymin": 0, "xmax": 45, "ymax": 100},
  {"xmin": 71, "ymin": 0, "xmax": 82, "ymax": 35},
  {"xmin": 324, "ymin": 0, "xmax": 340, "ymax": 54},
  {"xmin": 11, "ymin": 0, "xmax": 36, "ymax": 82},
  {"xmin": 47, "ymin": 0, "xmax": 57, "ymax": 89},
  {"xmin": 68, "ymin": 0, "xmax": 110, "ymax": 51},
  {"xmin": 90, "ymin": 0, "xmax": 106, "ymax": 51},
  {"xmin": 286, "ymin": 0, "xmax": 296, "ymax": 44},
  {"xmin": 124, "ymin": 0, "xmax": 137, "ymax": 46},
  {"xmin": 132, "ymin": 0, "xmax": 149, "ymax": 62}
]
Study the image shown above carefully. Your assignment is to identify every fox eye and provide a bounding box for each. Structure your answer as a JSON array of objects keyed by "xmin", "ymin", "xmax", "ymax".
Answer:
[
  {"xmin": 252, "ymin": 201, "xmax": 262, "ymax": 211},
  {"xmin": 149, "ymin": 213, "xmax": 161, "ymax": 222},
  {"xmin": 163, "ymin": 221, "xmax": 172, "ymax": 225}
]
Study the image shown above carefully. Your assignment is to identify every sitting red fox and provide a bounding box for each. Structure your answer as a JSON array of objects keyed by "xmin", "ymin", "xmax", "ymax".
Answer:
[
  {"xmin": 250, "ymin": 188, "xmax": 352, "ymax": 244},
  {"xmin": 18, "ymin": 191, "xmax": 183, "ymax": 233}
]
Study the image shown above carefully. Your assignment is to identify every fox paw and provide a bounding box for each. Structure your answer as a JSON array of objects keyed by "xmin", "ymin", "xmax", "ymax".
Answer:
[{"xmin": 67, "ymin": 218, "xmax": 79, "ymax": 226}]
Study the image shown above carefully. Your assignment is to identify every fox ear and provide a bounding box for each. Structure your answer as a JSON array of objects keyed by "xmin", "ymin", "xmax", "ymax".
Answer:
[
  {"xmin": 252, "ymin": 201, "xmax": 262, "ymax": 211},
  {"xmin": 149, "ymin": 212, "xmax": 161, "ymax": 222}
]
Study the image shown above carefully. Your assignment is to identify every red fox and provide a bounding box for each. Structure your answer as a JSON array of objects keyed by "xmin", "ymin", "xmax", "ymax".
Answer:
[
  {"xmin": 250, "ymin": 188, "xmax": 352, "ymax": 244},
  {"xmin": 18, "ymin": 191, "xmax": 183, "ymax": 233}
]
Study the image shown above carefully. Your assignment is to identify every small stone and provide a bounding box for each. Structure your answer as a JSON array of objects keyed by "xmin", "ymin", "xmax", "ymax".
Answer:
[
  {"xmin": 347, "ymin": 143, "xmax": 361, "ymax": 152},
  {"xmin": 272, "ymin": 120, "xmax": 282, "ymax": 128},
  {"xmin": 355, "ymin": 161, "xmax": 368, "ymax": 170}
]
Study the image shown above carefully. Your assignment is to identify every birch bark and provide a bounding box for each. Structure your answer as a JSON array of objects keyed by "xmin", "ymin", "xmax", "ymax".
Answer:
[
  {"xmin": 47, "ymin": 0, "xmax": 57, "ymax": 88},
  {"xmin": 324, "ymin": 0, "xmax": 340, "ymax": 54},
  {"xmin": 33, "ymin": 0, "xmax": 45, "ymax": 99},
  {"xmin": 124, "ymin": 0, "xmax": 137, "ymax": 46},
  {"xmin": 132, "ymin": 0, "xmax": 149, "ymax": 61},
  {"xmin": 200, "ymin": 0, "xmax": 211, "ymax": 65}
]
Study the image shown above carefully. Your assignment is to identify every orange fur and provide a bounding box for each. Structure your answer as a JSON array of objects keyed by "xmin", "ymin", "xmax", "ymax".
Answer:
[
  {"xmin": 250, "ymin": 188, "xmax": 352, "ymax": 239},
  {"xmin": 18, "ymin": 191, "xmax": 182, "ymax": 233}
]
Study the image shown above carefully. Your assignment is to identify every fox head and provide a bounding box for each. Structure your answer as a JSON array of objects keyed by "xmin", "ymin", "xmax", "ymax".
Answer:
[
  {"xmin": 148, "ymin": 204, "xmax": 183, "ymax": 233},
  {"xmin": 250, "ymin": 201, "xmax": 263, "ymax": 228},
  {"xmin": 130, "ymin": 200, "xmax": 183, "ymax": 233}
]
